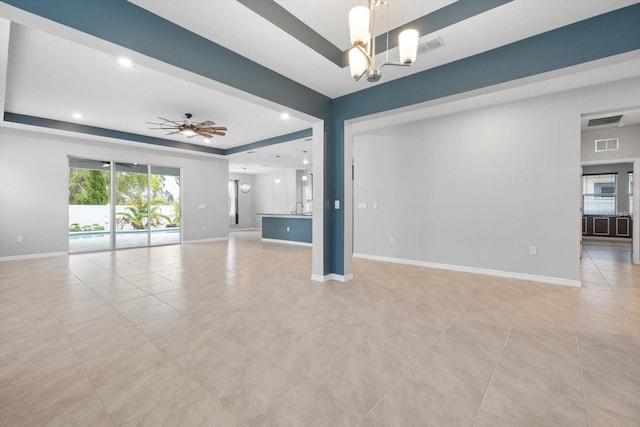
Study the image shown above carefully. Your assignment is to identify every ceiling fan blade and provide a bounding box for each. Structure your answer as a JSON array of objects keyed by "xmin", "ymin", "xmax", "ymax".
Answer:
[
  {"xmin": 198, "ymin": 133, "xmax": 214, "ymax": 139},
  {"xmin": 212, "ymin": 126, "xmax": 227, "ymax": 131},
  {"xmin": 165, "ymin": 130, "xmax": 182, "ymax": 135},
  {"xmin": 158, "ymin": 117, "xmax": 182, "ymax": 125},
  {"xmin": 196, "ymin": 120, "xmax": 215, "ymax": 127},
  {"xmin": 212, "ymin": 131, "xmax": 226, "ymax": 136}
]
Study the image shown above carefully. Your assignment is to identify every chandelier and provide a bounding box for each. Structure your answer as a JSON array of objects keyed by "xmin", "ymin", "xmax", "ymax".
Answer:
[{"xmin": 348, "ymin": 0, "xmax": 419, "ymax": 82}]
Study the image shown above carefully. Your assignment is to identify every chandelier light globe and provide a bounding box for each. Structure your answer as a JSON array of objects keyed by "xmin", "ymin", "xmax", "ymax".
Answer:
[
  {"xmin": 349, "ymin": 47, "xmax": 368, "ymax": 78},
  {"xmin": 399, "ymin": 29, "xmax": 419, "ymax": 64},
  {"xmin": 240, "ymin": 181, "xmax": 251, "ymax": 193},
  {"xmin": 349, "ymin": 6, "xmax": 370, "ymax": 45}
]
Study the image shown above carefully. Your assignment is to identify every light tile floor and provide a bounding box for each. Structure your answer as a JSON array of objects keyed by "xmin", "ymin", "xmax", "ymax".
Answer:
[{"xmin": 0, "ymin": 232, "xmax": 638, "ymax": 426}]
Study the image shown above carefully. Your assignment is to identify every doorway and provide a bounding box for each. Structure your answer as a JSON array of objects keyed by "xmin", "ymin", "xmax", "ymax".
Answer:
[{"xmin": 580, "ymin": 108, "xmax": 640, "ymax": 266}]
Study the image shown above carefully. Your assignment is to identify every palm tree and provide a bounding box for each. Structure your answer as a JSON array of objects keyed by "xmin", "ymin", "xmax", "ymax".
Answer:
[{"xmin": 116, "ymin": 197, "xmax": 169, "ymax": 230}]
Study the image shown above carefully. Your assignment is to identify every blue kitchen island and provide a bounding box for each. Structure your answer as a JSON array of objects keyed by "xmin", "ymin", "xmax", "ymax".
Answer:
[{"xmin": 259, "ymin": 214, "xmax": 312, "ymax": 245}]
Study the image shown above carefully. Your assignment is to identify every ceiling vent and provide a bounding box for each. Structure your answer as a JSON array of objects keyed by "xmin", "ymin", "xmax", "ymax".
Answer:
[
  {"xmin": 588, "ymin": 115, "xmax": 623, "ymax": 127},
  {"xmin": 595, "ymin": 138, "xmax": 619, "ymax": 152},
  {"xmin": 419, "ymin": 36, "xmax": 444, "ymax": 53}
]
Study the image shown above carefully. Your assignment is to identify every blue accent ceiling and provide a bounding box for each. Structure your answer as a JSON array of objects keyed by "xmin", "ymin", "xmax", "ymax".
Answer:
[
  {"xmin": 4, "ymin": 112, "xmax": 225, "ymax": 155},
  {"xmin": 4, "ymin": 112, "xmax": 312, "ymax": 157},
  {"xmin": 224, "ymin": 129, "xmax": 312, "ymax": 155},
  {"xmin": 235, "ymin": 0, "xmax": 513, "ymax": 67},
  {"xmin": 2, "ymin": 0, "xmax": 331, "ymax": 120},
  {"xmin": 3, "ymin": 1, "xmax": 640, "ymax": 276}
]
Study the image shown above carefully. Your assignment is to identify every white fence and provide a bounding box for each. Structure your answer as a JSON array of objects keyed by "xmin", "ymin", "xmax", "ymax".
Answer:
[{"xmin": 69, "ymin": 205, "xmax": 177, "ymax": 231}]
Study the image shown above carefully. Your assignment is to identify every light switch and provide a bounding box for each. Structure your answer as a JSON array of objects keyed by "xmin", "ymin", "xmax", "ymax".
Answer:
[
  {"xmin": 334, "ymin": 200, "xmax": 340, "ymax": 209},
  {"xmin": 358, "ymin": 202, "xmax": 368, "ymax": 209}
]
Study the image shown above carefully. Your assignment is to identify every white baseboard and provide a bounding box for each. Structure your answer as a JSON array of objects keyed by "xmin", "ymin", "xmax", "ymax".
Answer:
[
  {"xmin": 311, "ymin": 273, "xmax": 354, "ymax": 282},
  {"xmin": 183, "ymin": 237, "xmax": 229, "ymax": 244},
  {"xmin": 262, "ymin": 238, "xmax": 312, "ymax": 247},
  {"xmin": 229, "ymin": 228, "xmax": 260, "ymax": 232},
  {"xmin": 353, "ymin": 253, "xmax": 581, "ymax": 288},
  {"xmin": 0, "ymin": 251, "xmax": 68, "ymax": 262}
]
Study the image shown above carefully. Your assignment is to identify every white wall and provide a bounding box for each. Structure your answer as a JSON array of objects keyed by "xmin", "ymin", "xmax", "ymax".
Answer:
[
  {"xmin": 581, "ymin": 124, "xmax": 640, "ymax": 163},
  {"xmin": 229, "ymin": 172, "xmax": 256, "ymax": 229},
  {"xmin": 0, "ymin": 127, "xmax": 229, "ymax": 257},
  {"xmin": 253, "ymin": 169, "xmax": 297, "ymax": 217},
  {"xmin": 353, "ymin": 77, "xmax": 640, "ymax": 284}
]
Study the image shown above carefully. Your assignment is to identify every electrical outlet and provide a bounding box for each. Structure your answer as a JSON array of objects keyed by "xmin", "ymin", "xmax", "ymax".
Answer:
[
  {"xmin": 529, "ymin": 246, "xmax": 537, "ymax": 256},
  {"xmin": 17, "ymin": 235, "xmax": 23, "ymax": 242}
]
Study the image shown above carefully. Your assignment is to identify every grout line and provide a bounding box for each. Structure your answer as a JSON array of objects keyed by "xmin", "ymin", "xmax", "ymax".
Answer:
[
  {"xmin": 574, "ymin": 330, "xmax": 591, "ymax": 427},
  {"xmin": 353, "ymin": 304, "xmax": 472, "ymax": 426},
  {"xmin": 470, "ymin": 288, "xmax": 523, "ymax": 427}
]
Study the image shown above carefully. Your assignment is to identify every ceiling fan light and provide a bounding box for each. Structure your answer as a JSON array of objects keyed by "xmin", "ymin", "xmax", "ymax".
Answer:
[
  {"xmin": 399, "ymin": 29, "xmax": 419, "ymax": 64},
  {"xmin": 349, "ymin": 6, "xmax": 370, "ymax": 46},
  {"xmin": 349, "ymin": 47, "xmax": 367, "ymax": 78},
  {"xmin": 181, "ymin": 127, "xmax": 196, "ymax": 136}
]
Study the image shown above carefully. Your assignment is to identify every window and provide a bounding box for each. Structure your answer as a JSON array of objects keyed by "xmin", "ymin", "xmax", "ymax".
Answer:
[
  {"xmin": 583, "ymin": 174, "xmax": 617, "ymax": 215},
  {"xmin": 229, "ymin": 180, "xmax": 238, "ymax": 225},
  {"xmin": 594, "ymin": 138, "xmax": 619, "ymax": 152}
]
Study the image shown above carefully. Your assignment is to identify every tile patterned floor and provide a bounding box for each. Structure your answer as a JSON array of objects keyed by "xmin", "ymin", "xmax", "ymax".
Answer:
[{"xmin": 0, "ymin": 232, "xmax": 638, "ymax": 426}]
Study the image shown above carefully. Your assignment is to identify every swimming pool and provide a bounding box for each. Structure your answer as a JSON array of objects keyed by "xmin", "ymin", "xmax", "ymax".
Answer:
[{"xmin": 69, "ymin": 228, "xmax": 180, "ymax": 253}]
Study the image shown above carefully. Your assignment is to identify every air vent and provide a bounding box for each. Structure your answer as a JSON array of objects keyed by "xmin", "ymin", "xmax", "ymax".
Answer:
[
  {"xmin": 424, "ymin": 36, "xmax": 444, "ymax": 51},
  {"xmin": 595, "ymin": 138, "xmax": 619, "ymax": 152},
  {"xmin": 588, "ymin": 115, "xmax": 623, "ymax": 127},
  {"xmin": 418, "ymin": 36, "xmax": 444, "ymax": 54}
]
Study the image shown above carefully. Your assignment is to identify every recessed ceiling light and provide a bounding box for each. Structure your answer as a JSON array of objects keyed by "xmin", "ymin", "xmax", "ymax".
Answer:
[
  {"xmin": 280, "ymin": 112, "xmax": 290, "ymax": 120},
  {"xmin": 118, "ymin": 57, "xmax": 133, "ymax": 68},
  {"xmin": 72, "ymin": 112, "xmax": 83, "ymax": 120}
]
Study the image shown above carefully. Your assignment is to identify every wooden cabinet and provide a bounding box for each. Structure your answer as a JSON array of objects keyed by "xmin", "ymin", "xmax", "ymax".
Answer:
[{"xmin": 582, "ymin": 215, "xmax": 632, "ymax": 237}]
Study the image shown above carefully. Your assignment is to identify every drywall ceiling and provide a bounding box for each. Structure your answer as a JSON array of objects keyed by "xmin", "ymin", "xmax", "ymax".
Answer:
[{"xmin": 1, "ymin": 0, "xmax": 638, "ymax": 173}]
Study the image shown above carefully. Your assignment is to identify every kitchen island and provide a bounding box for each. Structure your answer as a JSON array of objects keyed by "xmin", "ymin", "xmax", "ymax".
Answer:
[{"xmin": 259, "ymin": 214, "xmax": 312, "ymax": 245}]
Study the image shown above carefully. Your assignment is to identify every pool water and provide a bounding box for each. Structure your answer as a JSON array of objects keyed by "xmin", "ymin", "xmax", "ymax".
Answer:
[{"xmin": 69, "ymin": 228, "xmax": 180, "ymax": 253}]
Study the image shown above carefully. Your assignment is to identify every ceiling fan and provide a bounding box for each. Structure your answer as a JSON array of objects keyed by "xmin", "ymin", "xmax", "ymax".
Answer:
[{"xmin": 147, "ymin": 113, "xmax": 227, "ymax": 140}]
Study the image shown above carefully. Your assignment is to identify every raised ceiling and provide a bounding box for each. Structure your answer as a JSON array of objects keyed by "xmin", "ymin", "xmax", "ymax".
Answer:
[{"xmin": 1, "ymin": 0, "xmax": 639, "ymax": 172}]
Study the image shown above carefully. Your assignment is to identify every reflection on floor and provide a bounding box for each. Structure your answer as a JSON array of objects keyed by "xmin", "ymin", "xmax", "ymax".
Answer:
[{"xmin": 0, "ymin": 232, "xmax": 638, "ymax": 426}]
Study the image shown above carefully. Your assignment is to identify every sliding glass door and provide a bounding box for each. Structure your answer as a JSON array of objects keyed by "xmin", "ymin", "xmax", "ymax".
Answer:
[
  {"xmin": 150, "ymin": 166, "xmax": 180, "ymax": 246},
  {"xmin": 68, "ymin": 158, "xmax": 181, "ymax": 253},
  {"xmin": 68, "ymin": 159, "xmax": 111, "ymax": 253},
  {"xmin": 115, "ymin": 163, "xmax": 149, "ymax": 249}
]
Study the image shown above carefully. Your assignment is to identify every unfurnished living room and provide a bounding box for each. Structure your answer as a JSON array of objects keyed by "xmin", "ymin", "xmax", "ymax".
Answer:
[{"xmin": 1, "ymin": 1, "xmax": 639, "ymax": 426}]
